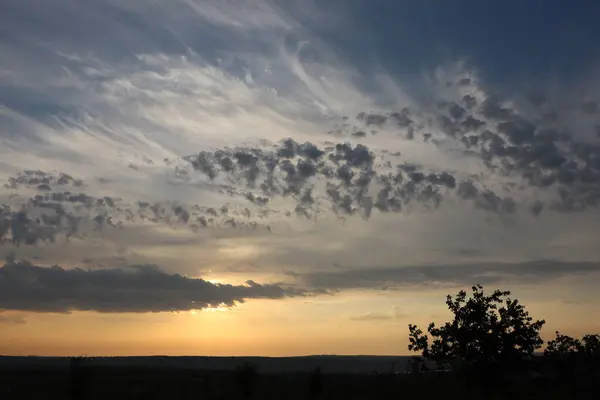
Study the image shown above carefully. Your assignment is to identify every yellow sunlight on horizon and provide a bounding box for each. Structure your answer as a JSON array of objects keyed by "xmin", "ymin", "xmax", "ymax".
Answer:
[{"xmin": 2, "ymin": 286, "xmax": 599, "ymax": 357}]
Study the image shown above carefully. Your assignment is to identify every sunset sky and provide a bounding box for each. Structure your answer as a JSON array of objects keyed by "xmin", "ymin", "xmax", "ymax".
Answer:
[{"xmin": 1, "ymin": 0, "xmax": 600, "ymax": 357}]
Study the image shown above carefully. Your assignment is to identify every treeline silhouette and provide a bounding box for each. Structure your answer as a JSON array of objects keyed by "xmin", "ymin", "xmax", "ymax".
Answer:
[
  {"xmin": 406, "ymin": 285, "xmax": 600, "ymax": 398},
  {"xmin": 1, "ymin": 285, "xmax": 599, "ymax": 399}
]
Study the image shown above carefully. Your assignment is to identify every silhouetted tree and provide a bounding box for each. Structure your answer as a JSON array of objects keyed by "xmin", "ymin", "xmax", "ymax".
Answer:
[
  {"xmin": 545, "ymin": 331, "xmax": 600, "ymax": 380},
  {"xmin": 545, "ymin": 331, "xmax": 585, "ymax": 355},
  {"xmin": 408, "ymin": 285, "xmax": 545, "ymax": 374},
  {"xmin": 234, "ymin": 362, "xmax": 258, "ymax": 399},
  {"xmin": 545, "ymin": 331, "xmax": 600, "ymax": 362},
  {"xmin": 581, "ymin": 334, "xmax": 600, "ymax": 355}
]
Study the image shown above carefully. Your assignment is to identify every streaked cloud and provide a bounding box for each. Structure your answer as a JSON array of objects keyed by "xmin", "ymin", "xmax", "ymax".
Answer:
[{"xmin": 294, "ymin": 260, "xmax": 600, "ymax": 291}]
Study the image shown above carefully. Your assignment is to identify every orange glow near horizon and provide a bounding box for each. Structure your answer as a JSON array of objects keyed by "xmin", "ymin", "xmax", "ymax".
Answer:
[{"xmin": 2, "ymin": 288, "xmax": 600, "ymax": 357}]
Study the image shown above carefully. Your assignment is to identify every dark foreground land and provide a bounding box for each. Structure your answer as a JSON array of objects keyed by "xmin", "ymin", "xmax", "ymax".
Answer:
[{"xmin": 0, "ymin": 357, "xmax": 599, "ymax": 400}]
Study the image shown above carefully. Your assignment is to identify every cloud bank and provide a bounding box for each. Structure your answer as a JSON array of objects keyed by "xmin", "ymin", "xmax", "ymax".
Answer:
[{"xmin": 0, "ymin": 261, "xmax": 306, "ymax": 313}]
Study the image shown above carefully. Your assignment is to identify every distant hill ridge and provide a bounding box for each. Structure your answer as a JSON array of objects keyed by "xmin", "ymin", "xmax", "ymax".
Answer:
[{"xmin": 0, "ymin": 355, "xmax": 411, "ymax": 374}]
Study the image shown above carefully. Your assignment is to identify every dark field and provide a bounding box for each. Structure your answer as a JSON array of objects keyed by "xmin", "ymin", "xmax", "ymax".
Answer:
[{"xmin": 1, "ymin": 365, "xmax": 599, "ymax": 400}]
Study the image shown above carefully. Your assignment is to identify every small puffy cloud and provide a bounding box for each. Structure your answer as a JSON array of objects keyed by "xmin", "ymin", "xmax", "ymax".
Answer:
[
  {"xmin": 325, "ymin": 76, "xmax": 600, "ymax": 217},
  {"xmin": 0, "ymin": 168, "xmax": 278, "ymax": 248},
  {"xmin": 182, "ymin": 138, "xmax": 516, "ymax": 220}
]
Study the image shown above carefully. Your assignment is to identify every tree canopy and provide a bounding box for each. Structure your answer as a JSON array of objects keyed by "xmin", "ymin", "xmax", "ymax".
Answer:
[
  {"xmin": 408, "ymin": 285, "xmax": 545, "ymax": 370},
  {"xmin": 545, "ymin": 332, "xmax": 600, "ymax": 356}
]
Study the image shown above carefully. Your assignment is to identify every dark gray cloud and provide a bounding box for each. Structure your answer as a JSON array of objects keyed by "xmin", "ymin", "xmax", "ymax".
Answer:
[
  {"xmin": 462, "ymin": 94, "xmax": 478, "ymax": 109},
  {"xmin": 0, "ymin": 0, "xmax": 597, "ymax": 322},
  {"xmin": 461, "ymin": 116, "xmax": 486, "ymax": 132},
  {"xmin": 526, "ymin": 92, "xmax": 546, "ymax": 107},
  {"xmin": 480, "ymin": 96, "xmax": 515, "ymax": 120},
  {"xmin": 182, "ymin": 138, "xmax": 507, "ymax": 219},
  {"xmin": 442, "ymin": 89, "xmax": 600, "ymax": 215},
  {"xmin": 1, "ymin": 166, "xmax": 292, "ymax": 247},
  {"xmin": 321, "ymin": 78, "xmax": 600, "ymax": 216},
  {"xmin": 4, "ymin": 80, "xmax": 597, "ymax": 248},
  {"xmin": 456, "ymin": 180, "xmax": 516, "ymax": 215},
  {"xmin": 2, "ymin": 0, "xmax": 599, "ymax": 233},
  {"xmin": 4, "ymin": 170, "xmax": 84, "ymax": 191},
  {"xmin": 0, "ymin": 261, "xmax": 307, "ymax": 313},
  {"xmin": 11, "ymin": 86, "xmax": 598, "ymax": 242},
  {"xmin": 0, "ymin": 183, "xmax": 272, "ymax": 247},
  {"xmin": 448, "ymin": 103, "xmax": 466, "ymax": 120},
  {"xmin": 328, "ymin": 110, "xmax": 416, "ymax": 140},
  {"xmin": 294, "ymin": 260, "xmax": 600, "ymax": 291},
  {"xmin": 475, "ymin": 121, "xmax": 600, "ymax": 213},
  {"xmin": 356, "ymin": 112, "xmax": 387, "ymax": 127},
  {"xmin": 580, "ymin": 101, "xmax": 598, "ymax": 115}
]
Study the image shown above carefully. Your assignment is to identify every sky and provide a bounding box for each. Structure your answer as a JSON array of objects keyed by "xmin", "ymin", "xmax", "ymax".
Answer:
[{"xmin": 1, "ymin": 0, "xmax": 600, "ymax": 357}]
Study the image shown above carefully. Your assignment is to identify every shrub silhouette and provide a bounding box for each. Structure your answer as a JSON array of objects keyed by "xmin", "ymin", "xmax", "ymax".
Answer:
[{"xmin": 408, "ymin": 284, "xmax": 545, "ymax": 375}]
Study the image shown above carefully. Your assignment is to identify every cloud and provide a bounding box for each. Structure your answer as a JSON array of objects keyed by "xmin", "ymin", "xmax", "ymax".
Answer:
[
  {"xmin": 350, "ymin": 312, "xmax": 392, "ymax": 321},
  {"xmin": 1, "ymin": 130, "xmax": 524, "ymax": 253},
  {"xmin": 0, "ymin": 167, "xmax": 281, "ymax": 248},
  {"xmin": 0, "ymin": 260, "xmax": 307, "ymax": 313},
  {"xmin": 4, "ymin": 170, "xmax": 84, "ymax": 191},
  {"xmin": 310, "ymin": 65, "xmax": 600, "ymax": 216},
  {"xmin": 3, "ymin": 0, "xmax": 598, "ymax": 230},
  {"xmin": 349, "ymin": 306, "xmax": 408, "ymax": 321},
  {"xmin": 294, "ymin": 260, "xmax": 600, "ymax": 291},
  {"xmin": 1, "ymin": 0, "xmax": 600, "ymax": 315},
  {"xmin": 0, "ymin": 311, "xmax": 26, "ymax": 325},
  {"xmin": 182, "ymin": 138, "xmax": 515, "ymax": 220}
]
